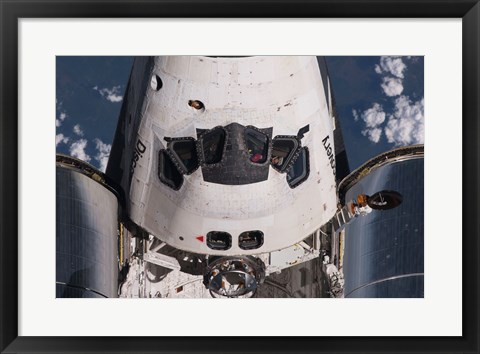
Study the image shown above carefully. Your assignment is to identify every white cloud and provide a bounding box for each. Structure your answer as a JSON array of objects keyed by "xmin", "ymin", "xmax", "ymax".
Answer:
[
  {"xmin": 362, "ymin": 127, "xmax": 382, "ymax": 143},
  {"xmin": 56, "ymin": 111, "xmax": 67, "ymax": 127},
  {"xmin": 359, "ymin": 103, "xmax": 386, "ymax": 128},
  {"xmin": 384, "ymin": 95, "xmax": 424, "ymax": 146},
  {"xmin": 355, "ymin": 57, "xmax": 423, "ymax": 146},
  {"xmin": 352, "ymin": 109, "xmax": 359, "ymax": 121},
  {"xmin": 381, "ymin": 77, "xmax": 404, "ymax": 97},
  {"xmin": 94, "ymin": 85, "xmax": 123, "ymax": 103},
  {"xmin": 73, "ymin": 124, "xmax": 84, "ymax": 136},
  {"xmin": 374, "ymin": 56, "xmax": 407, "ymax": 78},
  {"xmin": 69, "ymin": 139, "xmax": 91, "ymax": 162},
  {"xmin": 55, "ymin": 134, "xmax": 69, "ymax": 147},
  {"xmin": 94, "ymin": 138, "xmax": 111, "ymax": 172},
  {"xmin": 356, "ymin": 103, "xmax": 386, "ymax": 144}
]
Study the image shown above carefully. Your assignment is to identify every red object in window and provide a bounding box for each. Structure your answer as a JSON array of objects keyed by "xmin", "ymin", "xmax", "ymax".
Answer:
[
  {"xmin": 251, "ymin": 153, "xmax": 263, "ymax": 162},
  {"xmin": 196, "ymin": 235, "xmax": 204, "ymax": 242}
]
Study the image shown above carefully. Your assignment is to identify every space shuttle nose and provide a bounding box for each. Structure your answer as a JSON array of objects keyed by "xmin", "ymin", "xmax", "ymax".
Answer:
[{"xmin": 109, "ymin": 56, "xmax": 339, "ymax": 264}]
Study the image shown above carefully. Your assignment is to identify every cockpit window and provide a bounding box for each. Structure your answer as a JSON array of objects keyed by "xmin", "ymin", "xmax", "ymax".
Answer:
[
  {"xmin": 169, "ymin": 139, "xmax": 199, "ymax": 174},
  {"xmin": 245, "ymin": 127, "xmax": 268, "ymax": 164},
  {"xmin": 158, "ymin": 150, "xmax": 183, "ymax": 190},
  {"xmin": 286, "ymin": 147, "xmax": 309, "ymax": 188},
  {"xmin": 200, "ymin": 127, "xmax": 226, "ymax": 165},
  {"xmin": 271, "ymin": 136, "xmax": 299, "ymax": 172}
]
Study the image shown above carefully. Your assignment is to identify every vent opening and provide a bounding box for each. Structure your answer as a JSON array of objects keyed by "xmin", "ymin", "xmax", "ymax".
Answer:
[
  {"xmin": 206, "ymin": 231, "xmax": 232, "ymax": 251},
  {"xmin": 239, "ymin": 231, "xmax": 264, "ymax": 250}
]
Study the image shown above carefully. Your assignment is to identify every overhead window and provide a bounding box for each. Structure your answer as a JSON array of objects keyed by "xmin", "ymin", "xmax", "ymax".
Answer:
[
  {"xmin": 271, "ymin": 136, "xmax": 299, "ymax": 172},
  {"xmin": 169, "ymin": 139, "xmax": 199, "ymax": 174},
  {"xmin": 286, "ymin": 147, "xmax": 309, "ymax": 188},
  {"xmin": 206, "ymin": 231, "xmax": 232, "ymax": 251},
  {"xmin": 245, "ymin": 128, "xmax": 268, "ymax": 164},
  {"xmin": 158, "ymin": 150, "xmax": 183, "ymax": 190},
  {"xmin": 239, "ymin": 231, "xmax": 264, "ymax": 250},
  {"xmin": 200, "ymin": 128, "xmax": 226, "ymax": 165}
]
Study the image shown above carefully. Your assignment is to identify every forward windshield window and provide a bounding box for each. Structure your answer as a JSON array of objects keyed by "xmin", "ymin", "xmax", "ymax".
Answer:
[
  {"xmin": 245, "ymin": 128, "xmax": 268, "ymax": 164},
  {"xmin": 158, "ymin": 150, "xmax": 183, "ymax": 190},
  {"xmin": 271, "ymin": 137, "xmax": 299, "ymax": 172},
  {"xmin": 170, "ymin": 139, "xmax": 198, "ymax": 174},
  {"xmin": 201, "ymin": 128, "xmax": 226, "ymax": 165}
]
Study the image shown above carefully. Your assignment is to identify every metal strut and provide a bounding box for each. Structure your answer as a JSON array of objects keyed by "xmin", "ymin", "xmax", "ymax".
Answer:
[{"xmin": 330, "ymin": 204, "xmax": 354, "ymax": 233}]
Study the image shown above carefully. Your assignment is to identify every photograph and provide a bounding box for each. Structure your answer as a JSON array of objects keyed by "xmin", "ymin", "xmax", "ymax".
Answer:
[
  {"xmin": 55, "ymin": 55, "xmax": 424, "ymax": 298},
  {"xmin": 2, "ymin": 1, "xmax": 478, "ymax": 351}
]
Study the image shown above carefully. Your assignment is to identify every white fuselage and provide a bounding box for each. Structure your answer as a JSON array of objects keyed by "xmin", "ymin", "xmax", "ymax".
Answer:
[{"xmin": 124, "ymin": 56, "xmax": 337, "ymax": 256}]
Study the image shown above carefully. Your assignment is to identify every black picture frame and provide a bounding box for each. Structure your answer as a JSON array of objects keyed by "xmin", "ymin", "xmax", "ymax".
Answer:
[{"xmin": 1, "ymin": 1, "xmax": 478, "ymax": 353}]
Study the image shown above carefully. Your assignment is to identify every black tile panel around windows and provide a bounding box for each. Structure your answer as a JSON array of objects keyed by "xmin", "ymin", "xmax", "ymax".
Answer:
[
  {"xmin": 199, "ymin": 123, "xmax": 272, "ymax": 185},
  {"xmin": 343, "ymin": 157, "xmax": 424, "ymax": 298}
]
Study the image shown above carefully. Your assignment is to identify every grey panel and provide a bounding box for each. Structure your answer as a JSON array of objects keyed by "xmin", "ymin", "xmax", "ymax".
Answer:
[
  {"xmin": 343, "ymin": 157, "xmax": 424, "ymax": 298},
  {"xmin": 318, "ymin": 56, "xmax": 350, "ymax": 184},
  {"xmin": 106, "ymin": 57, "xmax": 155, "ymax": 196},
  {"xmin": 255, "ymin": 257, "xmax": 327, "ymax": 298},
  {"xmin": 333, "ymin": 141, "xmax": 349, "ymax": 184},
  {"xmin": 347, "ymin": 275, "xmax": 424, "ymax": 298},
  {"xmin": 317, "ymin": 57, "xmax": 330, "ymax": 112},
  {"xmin": 56, "ymin": 283, "xmax": 106, "ymax": 298},
  {"xmin": 56, "ymin": 167, "xmax": 119, "ymax": 298}
]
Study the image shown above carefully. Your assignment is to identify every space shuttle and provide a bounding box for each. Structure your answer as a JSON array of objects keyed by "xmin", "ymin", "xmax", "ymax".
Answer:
[
  {"xmin": 56, "ymin": 56, "xmax": 423, "ymax": 299},
  {"xmin": 102, "ymin": 56, "xmax": 347, "ymax": 297}
]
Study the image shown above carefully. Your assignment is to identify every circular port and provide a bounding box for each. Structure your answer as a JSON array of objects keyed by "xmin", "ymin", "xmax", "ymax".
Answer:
[
  {"xmin": 188, "ymin": 100, "xmax": 205, "ymax": 111},
  {"xmin": 150, "ymin": 74, "xmax": 162, "ymax": 91},
  {"xmin": 367, "ymin": 190, "xmax": 403, "ymax": 210}
]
